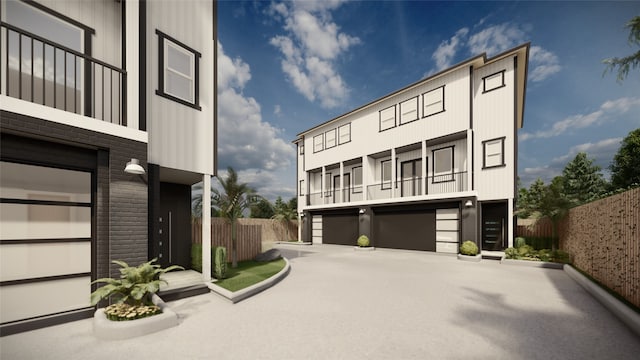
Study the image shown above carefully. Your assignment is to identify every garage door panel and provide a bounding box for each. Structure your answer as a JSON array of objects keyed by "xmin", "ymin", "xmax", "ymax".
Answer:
[
  {"xmin": 322, "ymin": 213, "xmax": 359, "ymax": 246},
  {"xmin": 375, "ymin": 210, "xmax": 435, "ymax": 251}
]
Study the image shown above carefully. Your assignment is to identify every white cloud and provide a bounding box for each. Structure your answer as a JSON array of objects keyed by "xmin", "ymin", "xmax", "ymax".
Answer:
[
  {"xmin": 431, "ymin": 22, "xmax": 560, "ymax": 82},
  {"xmin": 520, "ymin": 137, "xmax": 622, "ymax": 187},
  {"xmin": 274, "ymin": 104, "xmax": 282, "ymax": 116},
  {"xmin": 269, "ymin": 1, "xmax": 360, "ymax": 108},
  {"xmin": 520, "ymin": 97, "xmax": 640, "ymax": 141},
  {"xmin": 217, "ymin": 42, "xmax": 295, "ymax": 199}
]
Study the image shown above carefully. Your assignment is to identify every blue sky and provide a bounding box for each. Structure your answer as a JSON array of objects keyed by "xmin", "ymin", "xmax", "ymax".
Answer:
[{"xmin": 216, "ymin": 0, "xmax": 640, "ymax": 200}]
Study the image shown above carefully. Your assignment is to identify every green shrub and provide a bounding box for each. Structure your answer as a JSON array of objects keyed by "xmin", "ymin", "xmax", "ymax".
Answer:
[
  {"xmin": 460, "ymin": 240, "xmax": 478, "ymax": 256},
  {"xmin": 538, "ymin": 249, "xmax": 552, "ymax": 262},
  {"xmin": 505, "ymin": 247, "xmax": 518, "ymax": 259},
  {"xmin": 190, "ymin": 244, "xmax": 216, "ymax": 274},
  {"xmin": 517, "ymin": 244, "xmax": 535, "ymax": 257},
  {"xmin": 551, "ymin": 250, "xmax": 571, "ymax": 264},
  {"xmin": 214, "ymin": 246, "xmax": 228, "ymax": 279},
  {"xmin": 357, "ymin": 235, "xmax": 370, "ymax": 247},
  {"xmin": 514, "ymin": 237, "xmax": 527, "ymax": 249}
]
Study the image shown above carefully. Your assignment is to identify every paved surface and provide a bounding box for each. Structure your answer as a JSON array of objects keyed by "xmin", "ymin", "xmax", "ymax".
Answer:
[{"xmin": 2, "ymin": 244, "xmax": 639, "ymax": 359}]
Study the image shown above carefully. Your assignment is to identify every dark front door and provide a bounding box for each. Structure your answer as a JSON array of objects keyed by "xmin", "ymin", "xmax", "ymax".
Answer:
[
  {"xmin": 158, "ymin": 182, "xmax": 192, "ymax": 268},
  {"xmin": 482, "ymin": 202, "xmax": 507, "ymax": 251}
]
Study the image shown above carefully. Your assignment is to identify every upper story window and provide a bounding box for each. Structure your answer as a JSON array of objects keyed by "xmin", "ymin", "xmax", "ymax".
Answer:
[
  {"xmin": 352, "ymin": 166, "xmax": 363, "ymax": 193},
  {"xmin": 399, "ymin": 96, "xmax": 418, "ymax": 125},
  {"xmin": 299, "ymin": 143, "xmax": 304, "ymax": 155},
  {"xmin": 338, "ymin": 123, "xmax": 351, "ymax": 144},
  {"xmin": 313, "ymin": 134, "xmax": 324, "ymax": 153},
  {"xmin": 483, "ymin": 71, "xmax": 505, "ymax": 93},
  {"xmin": 422, "ymin": 86, "xmax": 445, "ymax": 117},
  {"xmin": 381, "ymin": 160, "xmax": 392, "ymax": 189},
  {"xmin": 325, "ymin": 129, "xmax": 337, "ymax": 149},
  {"xmin": 156, "ymin": 30, "xmax": 201, "ymax": 110},
  {"xmin": 433, "ymin": 146, "xmax": 454, "ymax": 182},
  {"xmin": 299, "ymin": 180, "xmax": 305, "ymax": 196},
  {"xmin": 483, "ymin": 137, "xmax": 505, "ymax": 168},
  {"xmin": 379, "ymin": 105, "xmax": 396, "ymax": 132}
]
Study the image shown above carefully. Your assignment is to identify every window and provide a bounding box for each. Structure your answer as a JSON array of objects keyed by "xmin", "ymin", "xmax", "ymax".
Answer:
[
  {"xmin": 483, "ymin": 71, "xmax": 505, "ymax": 93},
  {"xmin": 433, "ymin": 147, "xmax": 454, "ymax": 182},
  {"xmin": 422, "ymin": 86, "xmax": 445, "ymax": 117},
  {"xmin": 299, "ymin": 180, "xmax": 305, "ymax": 196},
  {"xmin": 399, "ymin": 97, "xmax": 419, "ymax": 125},
  {"xmin": 338, "ymin": 123, "xmax": 351, "ymax": 144},
  {"xmin": 156, "ymin": 30, "xmax": 201, "ymax": 109},
  {"xmin": 299, "ymin": 144, "xmax": 304, "ymax": 155},
  {"xmin": 381, "ymin": 160, "xmax": 392, "ymax": 189},
  {"xmin": 325, "ymin": 129, "xmax": 337, "ymax": 149},
  {"xmin": 313, "ymin": 134, "xmax": 324, "ymax": 153},
  {"xmin": 324, "ymin": 172, "xmax": 332, "ymax": 196},
  {"xmin": 483, "ymin": 137, "xmax": 505, "ymax": 168},
  {"xmin": 379, "ymin": 105, "xmax": 396, "ymax": 131},
  {"xmin": 352, "ymin": 166, "xmax": 363, "ymax": 193}
]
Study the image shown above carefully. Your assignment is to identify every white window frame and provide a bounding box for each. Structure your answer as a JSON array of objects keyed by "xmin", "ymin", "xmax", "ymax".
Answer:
[
  {"xmin": 483, "ymin": 137, "xmax": 505, "ymax": 168},
  {"xmin": 422, "ymin": 86, "xmax": 445, "ymax": 118}
]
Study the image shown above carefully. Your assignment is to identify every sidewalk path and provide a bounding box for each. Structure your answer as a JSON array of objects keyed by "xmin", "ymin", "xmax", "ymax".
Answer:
[{"xmin": 2, "ymin": 244, "xmax": 639, "ymax": 359}]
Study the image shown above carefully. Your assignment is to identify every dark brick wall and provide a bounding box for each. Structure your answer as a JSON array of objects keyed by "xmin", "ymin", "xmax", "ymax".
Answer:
[{"xmin": 0, "ymin": 110, "xmax": 148, "ymax": 279}]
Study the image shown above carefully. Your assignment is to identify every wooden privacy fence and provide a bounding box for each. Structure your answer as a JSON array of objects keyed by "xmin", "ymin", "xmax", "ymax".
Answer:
[
  {"xmin": 192, "ymin": 218, "xmax": 262, "ymax": 262},
  {"xmin": 559, "ymin": 188, "xmax": 640, "ymax": 308},
  {"xmin": 516, "ymin": 218, "xmax": 553, "ymax": 238}
]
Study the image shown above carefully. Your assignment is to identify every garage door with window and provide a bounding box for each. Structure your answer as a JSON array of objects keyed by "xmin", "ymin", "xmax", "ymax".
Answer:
[{"xmin": 0, "ymin": 161, "xmax": 93, "ymax": 327}]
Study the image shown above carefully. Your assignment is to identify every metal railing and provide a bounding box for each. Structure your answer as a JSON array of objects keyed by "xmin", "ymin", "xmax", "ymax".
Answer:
[{"xmin": 1, "ymin": 22, "xmax": 126, "ymax": 125}]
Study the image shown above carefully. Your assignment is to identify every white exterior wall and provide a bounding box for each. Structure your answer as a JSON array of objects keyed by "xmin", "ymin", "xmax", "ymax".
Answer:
[
  {"xmin": 146, "ymin": 0, "xmax": 215, "ymax": 176},
  {"xmin": 472, "ymin": 57, "xmax": 516, "ymax": 201},
  {"xmin": 304, "ymin": 67, "xmax": 471, "ymax": 171}
]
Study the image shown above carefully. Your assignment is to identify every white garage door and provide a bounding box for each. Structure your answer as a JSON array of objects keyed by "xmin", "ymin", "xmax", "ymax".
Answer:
[
  {"xmin": 0, "ymin": 161, "xmax": 92, "ymax": 325},
  {"xmin": 436, "ymin": 208, "xmax": 459, "ymax": 253},
  {"xmin": 312, "ymin": 215, "xmax": 322, "ymax": 244}
]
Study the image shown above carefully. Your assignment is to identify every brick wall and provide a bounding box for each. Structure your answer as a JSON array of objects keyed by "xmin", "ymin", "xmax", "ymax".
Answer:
[
  {"xmin": 559, "ymin": 188, "xmax": 639, "ymax": 308},
  {"xmin": 0, "ymin": 110, "xmax": 148, "ymax": 280}
]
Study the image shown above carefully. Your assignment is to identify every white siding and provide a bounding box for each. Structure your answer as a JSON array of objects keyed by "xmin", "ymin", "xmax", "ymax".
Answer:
[{"xmin": 146, "ymin": 1, "xmax": 215, "ymax": 176}]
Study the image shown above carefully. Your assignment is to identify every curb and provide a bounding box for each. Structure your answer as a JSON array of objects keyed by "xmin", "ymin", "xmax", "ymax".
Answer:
[
  {"xmin": 457, "ymin": 254, "xmax": 482, "ymax": 262},
  {"xmin": 208, "ymin": 257, "xmax": 291, "ymax": 303},
  {"xmin": 500, "ymin": 258, "xmax": 564, "ymax": 269},
  {"xmin": 276, "ymin": 241, "xmax": 312, "ymax": 246},
  {"xmin": 564, "ymin": 264, "xmax": 640, "ymax": 338}
]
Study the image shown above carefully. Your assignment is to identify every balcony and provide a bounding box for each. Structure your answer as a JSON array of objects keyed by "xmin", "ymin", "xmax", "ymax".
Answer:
[
  {"xmin": 306, "ymin": 171, "xmax": 468, "ymax": 206},
  {"xmin": 1, "ymin": 22, "xmax": 126, "ymax": 125}
]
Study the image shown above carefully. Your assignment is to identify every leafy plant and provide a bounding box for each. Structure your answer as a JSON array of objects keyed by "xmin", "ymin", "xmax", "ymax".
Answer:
[
  {"xmin": 104, "ymin": 303, "xmax": 161, "ymax": 321},
  {"xmin": 90, "ymin": 258, "xmax": 184, "ymax": 307},
  {"xmin": 214, "ymin": 246, "xmax": 228, "ymax": 279},
  {"xmin": 190, "ymin": 243, "xmax": 216, "ymax": 273},
  {"xmin": 505, "ymin": 247, "xmax": 518, "ymax": 259},
  {"xmin": 514, "ymin": 237, "xmax": 527, "ymax": 249},
  {"xmin": 460, "ymin": 240, "xmax": 478, "ymax": 256},
  {"xmin": 504, "ymin": 247, "xmax": 571, "ymax": 264},
  {"xmin": 357, "ymin": 235, "xmax": 370, "ymax": 247}
]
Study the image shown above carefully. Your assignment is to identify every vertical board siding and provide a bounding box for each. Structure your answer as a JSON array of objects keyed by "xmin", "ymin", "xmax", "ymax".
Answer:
[
  {"xmin": 559, "ymin": 188, "xmax": 639, "ymax": 308},
  {"xmin": 516, "ymin": 218, "xmax": 553, "ymax": 238}
]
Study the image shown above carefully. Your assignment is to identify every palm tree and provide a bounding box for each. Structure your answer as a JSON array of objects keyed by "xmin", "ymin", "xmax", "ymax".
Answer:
[
  {"xmin": 212, "ymin": 167, "xmax": 257, "ymax": 268},
  {"xmin": 271, "ymin": 197, "xmax": 297, "ymax": 241}
]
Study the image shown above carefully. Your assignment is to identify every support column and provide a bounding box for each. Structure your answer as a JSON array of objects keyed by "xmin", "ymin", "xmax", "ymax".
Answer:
[
  {"xmin": 125, "ymin": 0, "xmax": 140, "ymax": 130},
  {"xmin": 202, "ymin": 174, "xmax": 212, "ymax": 282},
  {"xmin": 421, "ymin": 140, "xmax": 427, "ymax": 195},
  {"xmin": 391, "ymin": 148, "xmax": 396, "ymax": 198},
  {"xmin": 339, "ymin": 162, "xmax": 344, "ymax": 203}
]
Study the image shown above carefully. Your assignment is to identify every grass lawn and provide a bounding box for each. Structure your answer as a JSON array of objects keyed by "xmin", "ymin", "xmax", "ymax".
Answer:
[{"xmin": 214, "ymin": 258, "xmax": 286, "ymax": 292}]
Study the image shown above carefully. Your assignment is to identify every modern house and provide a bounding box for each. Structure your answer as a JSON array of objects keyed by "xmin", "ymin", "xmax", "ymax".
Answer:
[
  {"xmin": 0, "ymin": 0, "xmax": 216, "ymax": 335},
  {"xmin": 295, "ymin": 43, "xmax": 529, "ymax": 254}
]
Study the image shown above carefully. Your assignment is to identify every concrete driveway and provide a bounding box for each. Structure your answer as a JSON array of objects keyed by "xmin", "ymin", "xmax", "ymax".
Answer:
[{"xmin": 2, "ymin": 244, "xmax": 639, "ymax": 359}]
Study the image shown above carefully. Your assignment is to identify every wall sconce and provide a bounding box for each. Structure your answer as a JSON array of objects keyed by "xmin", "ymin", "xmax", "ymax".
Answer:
[
  {"xmin": 359, "ymin": 208, "xmax": 366, "ymax": 214},
  {"xmin": 464, "ymin": 200, "xmax": 473, "ymax": 208},
  {"xmin": 299, "ymin": 212, "xmax": 305, "ymax": 218},
  {"xmin": 124, "ymin": 158, "xmax": 146, "ymax": 175}
]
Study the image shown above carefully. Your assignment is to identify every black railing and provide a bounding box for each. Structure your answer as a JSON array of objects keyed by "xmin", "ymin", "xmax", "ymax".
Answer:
[{"xmin": 1, "ymin": 22, "xmax": 126, "ymax": 126}]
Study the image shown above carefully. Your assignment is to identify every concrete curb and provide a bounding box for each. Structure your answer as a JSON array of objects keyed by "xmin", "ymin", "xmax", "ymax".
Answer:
[
  {"xmin": 93, "ymin": 294, "xmax": 179, "ymax": 340},
  {"xmin": 276, "ymin": 241, "xmax": 312, "ymax": 246},
  {"xmin": 354, "ymin": 246, "xmax": 375, "ymax": 251},
  {"xmin": 500, "ymin": 258, "xmax": 564, "ymax": 269},
  {"xmin": 457, "ymin": 254, "xmax": 482, "ymax": 262},
  {"xmin": 208, "ymin": 258, "xmax": 291, "ymax": 303},
  {"xmin": 564, "ymin": 264, "xmax": 640, "ymax": 338}
]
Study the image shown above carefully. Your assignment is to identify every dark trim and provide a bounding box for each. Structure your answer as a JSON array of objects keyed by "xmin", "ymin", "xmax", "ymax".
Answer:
[
  {"xmin": 421, "ymin": 85, "xmax": 445, "ymax": 118},
  {"xmin": 482, "ymin": 70, "xmax": 506, "ymax": 93},
  {"xmin": 471, "ymin": 131, "xmax": 475, "ymax": 191},
  {"xmin": 22, "ymin": 0, "xmax": 95, "ymax": 34},
  {"xmin": 0, "ymin": 198, "xmax": 91, "ymax": 207},
  {"xmin": 352, "ymin": 166, "xmax": 363, "ymax": 193},
  {"xmin": 400, "ymin": 158, "xmax": 422, "ymax": 196},
  {"xmin": 469, "ymin": 66, "xmax": 473, "ymax": 129},
  {"xmin": 324, "ymin": 172, "xmax": 332, "ymax": 197},
  {"xmin": 482, "ymin": 137, "xmax": 506, "ymax": 169},
  {"xmin": 381, "ymin": 159, "xmax": 392, "ymax": 190},
  {"xmin": 120, "ymin": 0, "xmax": 127, "ymax": 126},
  {"xmin": 155, "ymin": 29, "xmax": 201, "ymax": 110},
  {"xmin": 0, "ymin": 272, "xmax": 91, "ymax": 287},
  {"xmin": 514, "ymin": 56, "xmax": 519, "ymax": 210},
  {"xmin": 313, "ymin": 134, "xmax": 324, "ymax": 153},
  {"xmin": 337, "ymin": 123, "xmax": 351, "ymax": 144},
  {"xmin": 0, "ymin": 238, "xmax": 91, "ymax": 245},
  {"xmin": 299, "ymin": 179, "xmax": 305, "ymax": 196},
  {"xmin": 379, "ymin": 104, "xmax": 397, "ymax": 132},
  {"xmin": 399, "ymin": 96, "xmax": 419, "ymax": 125},
  {"xmin": 158, "ymin": 284, "xmax": 210, "ymax": 302},
  {"xmin": 139, "ymin": 0, "xmax": 147, "ymax": 131},
  {"xmin": 432, "ymin": 146, "xmax": 455, "ymax": 183},
  {"xmin": 0, "ymin": 308, "xmax": 94, "ymax": 336},
  {"xmin": 324, "ymin": 128, "xmax": 337, "ymax": 149}
]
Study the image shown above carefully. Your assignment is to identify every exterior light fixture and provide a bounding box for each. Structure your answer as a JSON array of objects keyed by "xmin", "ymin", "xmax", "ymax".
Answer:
[
  {"xmin": 299, "ymin": 212, "xmax": 305, "ymax": 218},
  {"xmin": 124, "ymin": 158, "xmax": 146, "ymax": 175},
  {"xmin": 464, "ymin": 200, "xmax": 473, "ymax": 207},
  {"xmin": 359, "ymin": 208, "xmax": 366, "ymax": 214}
]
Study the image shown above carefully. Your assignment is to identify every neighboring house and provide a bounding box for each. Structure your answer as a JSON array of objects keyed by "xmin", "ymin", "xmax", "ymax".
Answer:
[
  {"xmin": 0, "ymin": 0, "xmax": 216, "ymax": 335},
  {"xmin": 295, "ymin": 43, "xmax": 529, "ymax": 254}
]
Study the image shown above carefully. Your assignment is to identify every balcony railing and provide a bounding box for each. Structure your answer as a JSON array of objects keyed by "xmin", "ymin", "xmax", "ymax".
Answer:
[
  {"xmin": 1, "ymin": 22, "xmax": 126, "ymax": 125},
  {"xmin": 306, "ymin": 171, "xmax": 468, "ymax": 205}
]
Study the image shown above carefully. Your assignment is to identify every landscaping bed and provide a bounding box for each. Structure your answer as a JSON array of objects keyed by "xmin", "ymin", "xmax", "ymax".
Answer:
[{"xmin": 214, "ymin": 258, "xmax": 286, "ymax": 292}]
